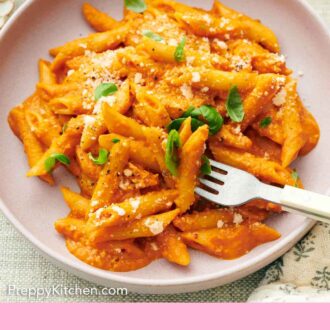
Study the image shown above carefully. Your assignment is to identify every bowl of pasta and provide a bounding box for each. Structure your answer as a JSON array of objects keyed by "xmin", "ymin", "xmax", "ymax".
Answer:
[{"xmin": 0, "ymin": 0, "xmax": 329, "ymax": 294}]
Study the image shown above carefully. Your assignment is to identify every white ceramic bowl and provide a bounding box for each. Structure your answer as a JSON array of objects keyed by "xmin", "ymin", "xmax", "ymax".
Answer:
[{"xmin": 0, "ymin": 0, "xmax": 329, "ymax": 294}]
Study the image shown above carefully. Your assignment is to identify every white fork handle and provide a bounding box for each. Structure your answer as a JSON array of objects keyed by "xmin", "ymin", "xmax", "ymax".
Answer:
[{"xmin": 281, "ymin": 186, "xmax": 330, "ymax": 223}]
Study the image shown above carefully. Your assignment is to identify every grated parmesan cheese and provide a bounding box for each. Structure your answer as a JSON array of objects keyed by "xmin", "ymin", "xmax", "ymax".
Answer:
[
  {"xmin": 233, "ymin": 213, "xmax": 244, "ymax": 225},
  {"xmin": 168, "ymin": 38, "xmax": 178, "ymax": 46},
  {"xmin": 83, "ymin": 115, "xmax": 96, "ymax": 126},
  {"xmin": 119, "ymin": 179, "xmax": 130, "ymax": 191},
  {"xmin": 94, "ymin": 207, "xmax": 105, "ymax": 219},
  {"xmin": 134, "ymin": 72, "xmax": 143, "ymax": 84},
  {"xmin": 93, "ymin": 95, "xmax": 117, "ymax": 114},
  {"xmin": 192, "ymin": 72, "xmax": 201, "ymax": 83},
  {"xmin": 91, "ymin": 51, "xmax": 115, "ymax": 68},
  {"xmin": 219, "ymin": 17, "xmax": 230, "ymax": 28},
  {"xmin": 217, "ymin": 220, "xmax": 225, "ymax": 228},
  {"xmin": 90, "ymin": 200, "xmax": 98, "ymax": 207},
  {"xmin": 129, "ymin": 198, "xmax": 140, "ymax": 213},
  {"xmin": 231, "ymin": 55, "xmax": 249, "ymax": 71},
  {"xmin": 214, "ymin": 39, "xmax": 228, "ymax": 50},
  {"xmin": 67, "ymin": 69, "xmax": 75, "ymax": 76},
  {"xmin": 186, "ymin": 56, "xmax": 195, "ymax": 66},
  {"xmin": 232, "ymin": 125, "xmax": 241, "ymax": 135},
  {"xmin": 111, "ymin": 205, "xmax": 126, "ymax": 216},
  {"xmin": 144, "ymin": 218, "xmax": 164, "ymax": 235},
  {"xmin": 203, "ymin": 14, "xmax": 212, "ymax": 25},
  {"xmin": 275, "ymin": 54, "xmax": 286, "ymax": 63},
  {"xmin": 180, "ymin": 84, "xmax": 193, "ymax": 99},
  {"xmin": 123, "ymin": 169, "xmax": 133, "ymax": 177},
  {"xmin": 272, "ymin": 88, "xmax": 287, "ymax": 107}
]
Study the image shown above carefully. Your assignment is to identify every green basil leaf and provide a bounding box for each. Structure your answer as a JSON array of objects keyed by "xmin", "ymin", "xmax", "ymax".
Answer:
[
  {"xmin": 44, "ymin": 153, "xmax": 70, "ymax": 173},
  {"xmin": 142, "ymin": 30, "xmax": 163, "ymax": 42},
  {"xmin": 200, "ymin": 155, "xmax": 211, "ymax": 176},
  {"xmin": 112, "ymin": 138, "xmax": 121, "ymax": 144},
  {"xmin": 89, "ymin": 149, "xmax": 109, "ymax": 166},
  {"xmin": 167, "ymin": 118, "xmax": 186, "ymax": 131},
  {"xmin": 182, "ymin": 105, "xmax": 196, "ymax": 118},
  {"xmin": 225, "ymin": 85, "xmax": 244, "ymax": 122},
  {"xmin": 167, "ymin": 105, "xmax": 222, "ymax": 134},
  {"xmin": 189, "ymin": 105, "xmax": 223, "ymax": 135},
  {"xmin": 174, "ymin": 36, "xmax": 186, "ymax": 62},
  {"xmin": 54, "ymin": 153, "xmax": 71, "ymax": 165},
  {"xmin": 165, "ymin": 130, "xmax": 181, "ymax": 176},
  {"xmin": 191, "ymin": 118, "xmax": 207, "ymax": 131},
  {"xmin": 94, "ymin": 83, "xmax": 118, "ymax": 101},
  {"xmin": 44, "ymin": 157, "xmax": 56, "ymax": 173},
  {"xmin": 259, "ymin": 117, "xmax": 272, "ymax": 128},
  {"xmin": 124, "ymin": 0, "xmax": 147, "ymax": 13},
  {"xmin": 291, "ymin": 169, "xmax": 299, "ymax": 187},
  {"xmin": 166, "ymin": 117, "xmax": 205, "ymax": 132}
]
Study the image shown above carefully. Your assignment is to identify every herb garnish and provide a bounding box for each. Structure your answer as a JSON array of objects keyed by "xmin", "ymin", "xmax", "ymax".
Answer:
[
  {"xmin": 124, "ymin": 0, "xmax": 147, "ymax": 13},
  {"xmin": 94, "ymin": 83, "xmax": 118, "ymax": 101},
  {"xmin": 44, "ymin": 153, "xmax": 70, "ymax": 173},
  {"xmin": 165, "ymin": 130, "xmax": 181, "ymax": 176},
  {"xmin": 225, "ymin": 85, "xmax": 244, "ymax": 122},
  {"xmin": 88, "ymin": 149, "xmax": 109, "ymax": 165}
]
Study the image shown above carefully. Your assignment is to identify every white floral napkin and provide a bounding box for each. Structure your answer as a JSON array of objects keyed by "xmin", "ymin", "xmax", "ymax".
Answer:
[{"xmin": 249, "ymin": 223, "xmax": 330, "ymax": 302}]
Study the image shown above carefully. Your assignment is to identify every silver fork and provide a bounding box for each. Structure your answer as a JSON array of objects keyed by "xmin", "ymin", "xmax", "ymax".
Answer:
[{"xmin": 195, "ymin": 159, "xmax": 330, "ymax": 224}]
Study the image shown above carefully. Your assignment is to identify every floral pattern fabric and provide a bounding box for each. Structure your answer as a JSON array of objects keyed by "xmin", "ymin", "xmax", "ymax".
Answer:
[{"xmin": 249, "ymin": 223, "xmax": 330, "ymax": 302}]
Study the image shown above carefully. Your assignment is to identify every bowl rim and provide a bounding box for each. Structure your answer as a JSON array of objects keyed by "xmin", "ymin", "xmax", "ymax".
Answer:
[{"xmin": 0, "ymin": 0, "xmax": 328, "ymax": 290}]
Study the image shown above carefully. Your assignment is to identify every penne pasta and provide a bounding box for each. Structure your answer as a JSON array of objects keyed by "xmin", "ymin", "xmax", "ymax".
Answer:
[
  {"xmin": 87, "ymin": 189, "xmax": 178, "ymax": 243},
  {"xmin": 82, "ymin": 3, "xmax": 119, "ymax": 32},
  {"xmin": 101, "ymin": 209, "xmax": 180, "ymax": 240},
  {"xmin": 182, "ymin": 223, "xmax": 281, "ymax": 259},
  {"xmin": 7, "ymin": 0, "xmax": 320, "ymax": 272},
  {"xmin": 175, "ymin": 125, "xmax": 209, "ymax": 213},
  {"xmin": 210, "ymin": 141, "xmax": 301, "ymax": 187}
]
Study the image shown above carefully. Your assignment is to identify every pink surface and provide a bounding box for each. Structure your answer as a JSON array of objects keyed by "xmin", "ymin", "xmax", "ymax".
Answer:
[
  {"xmin": 0, "ymin": 303, "xmax": 322, "ymax": 329},
  {"xmin": 0, "ymin": 0, "xmax": 329, "ymax": 294}
]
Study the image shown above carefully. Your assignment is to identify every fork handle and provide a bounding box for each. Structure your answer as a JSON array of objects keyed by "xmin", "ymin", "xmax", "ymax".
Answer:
[{"xmin": 281, "ymin": 186, "xmax": 330, "ymax": 223}]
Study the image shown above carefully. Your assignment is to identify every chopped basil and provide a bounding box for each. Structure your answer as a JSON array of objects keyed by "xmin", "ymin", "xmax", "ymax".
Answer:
[
  {"xmin": 166, "ymin": 117, "xmax": 205, "ymax": 132},
  {"xmin": 165, "ymin": 130, "xmax": 181, "ymax": 176},
  {"xmin": 112, "ymin": 138, "xmax": 121, "ymax": 144},
  {"xmin": 142, "ymin": 30, "xmax": 163, "ymax": 42},
  {"xmin": 225, "ymin": 85, "xmax": 244, "ymax": 122},
  {"xmin": 124, "ymin": 0, "xmax": 147, "ymax": 13},
  {"xmin": 190, "ymin": 118, "xmax": 207, "ymax": 131},
  {"xmin": 174, "ymin": 36, "xmax": 186, "ymax": 62},
  {"xmin": 291, "ymin": 169, "xmax": 300, "ymax": 187},
  {"xmin": 44, "ymin": 153, "xmax": 70, "ymax": 173},
  {"xmin": 88, "ymin": 149, "xmax": 109, "ymax": 165},
  {"xmin": 182, "ymin": 105, "xmax": 197, "ymax": 118},
  {"xmin": 200, "ymin": 155, "xmax": 211, "ymax": 176},
  {"xmin": 188, "ymin": 105, "xmax": 223, "ymax": 135},
  {"xmin": 167, "ymin": 105, "xmax": 223, "ymax": 135},
  {"xmin": 94, "ymin": 83, "xmax": 118, "ymax": 101},
  {"xmin": 260, "ymin": 117, "xmax": 272, "ymax": 128},
  {"xmin": 167, "ymin": 118, "xmax": 186, "ymax": 131}
]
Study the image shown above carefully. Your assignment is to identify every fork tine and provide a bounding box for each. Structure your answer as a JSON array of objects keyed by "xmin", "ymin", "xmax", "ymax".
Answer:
[
  {"xmin": 208, "ymin": 170, "xmax": 227, "ymax": 182},
  {"xmin": 199, "ymin": 178, "xmax": 222, "ymax": 190},
  {"xmin": 195, "ymin": 187, "xmax": 219, "ymax": 203},
  {"xmin": 209, "ymin": 159, "xmax": 233, "ymax": 173}
]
